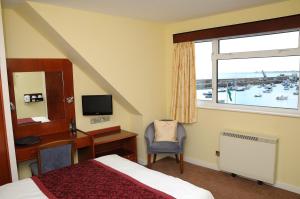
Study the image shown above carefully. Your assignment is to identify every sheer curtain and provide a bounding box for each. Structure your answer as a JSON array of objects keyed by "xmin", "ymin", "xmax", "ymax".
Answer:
[{"xmin": 170, "ymin": 42, "xmax": 197, "ymax": 123}]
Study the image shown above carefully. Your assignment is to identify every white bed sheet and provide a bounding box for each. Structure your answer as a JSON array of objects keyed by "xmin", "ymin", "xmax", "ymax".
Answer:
[{"xmin": 0, "ymin": 155, "xmax": 214, "ymax": 199}]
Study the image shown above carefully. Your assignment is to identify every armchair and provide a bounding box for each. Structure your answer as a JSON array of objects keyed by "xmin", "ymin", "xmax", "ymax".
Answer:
[{"xmin": 145, "ymin": 120, "xmax": 186, "ymax": 173}]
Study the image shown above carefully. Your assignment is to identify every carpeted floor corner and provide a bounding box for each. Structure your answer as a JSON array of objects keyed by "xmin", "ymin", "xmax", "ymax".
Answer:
[{"xmin": 151, "ymin": 157, "xmax": 300, "ymax": 199}]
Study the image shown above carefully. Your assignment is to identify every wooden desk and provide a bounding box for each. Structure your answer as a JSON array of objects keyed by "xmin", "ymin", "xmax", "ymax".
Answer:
[
  {"xmin": 91, "ymin": 130, "xmax": 137, "ymax": 162},
  {"xmin": 15, "ymin": 131, "xmax": 91, "ymax": 163},
  {"xmin": 15, "ymin": 126, "xmax": 137, "ymax": 163}
]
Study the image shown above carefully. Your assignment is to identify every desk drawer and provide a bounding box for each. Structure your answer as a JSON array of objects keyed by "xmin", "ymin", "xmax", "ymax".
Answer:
[
  {"xmin": 76, "ymin": 136, "xmax": 91, "ymax": 149},
  {"xmin": 16, "ymin": 148, "xmax": 37, "ymax": 162}
]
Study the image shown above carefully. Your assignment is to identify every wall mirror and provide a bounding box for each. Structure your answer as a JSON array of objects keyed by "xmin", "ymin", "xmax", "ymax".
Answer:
[
  {"xmin": 13, "ymin": 71, "xmax": 49, "ymax": 125},
  {"xmin": 13, "ymin": 71, "xmax": 66, "ymax": 125},
  {"xmin": 7, "ymin": 59, "xmax": 75, "ymax": 139}
]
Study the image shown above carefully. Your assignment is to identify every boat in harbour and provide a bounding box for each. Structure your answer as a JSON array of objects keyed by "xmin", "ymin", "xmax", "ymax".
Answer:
[
  {"xmin": 203, "ymin": 91, "xmax": 212, "ymax": 98},
  {"xmin": 264, "ymin": 85, "xmax": 272, "ymax": 89},
  {"xmin": 276, "ymin": 95, "xmax": 288, "ymax": 100},
  {"xmin": 218, "ymin": 88, "xmax": 226, "ymax": 92},
  {"xmin": 263, "ymin": 87, "xmax": 272, "ymax": 93},
  {"xmin": 236, "ymin": 87, "xmax": 246, "ymax": 91},
  {"xmin": 263, "ymin": 89, "xmax": 272, "ymax": 93},
  {"xmin": 281, "ymin": 80, "xmax": 290, "ymax": 87},
  {"xmin": 254, "ymin": 94, "xmax": 262, "ymax": 97}
]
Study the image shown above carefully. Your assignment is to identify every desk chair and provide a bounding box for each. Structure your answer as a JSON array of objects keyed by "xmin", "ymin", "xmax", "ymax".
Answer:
[
  {"xmin": 30, "ymin": 140, "xmax": 75, "ymax": 176},
  {"xmin": 145, "ymin": 121, "xmax": 186, "ymax": 173}
]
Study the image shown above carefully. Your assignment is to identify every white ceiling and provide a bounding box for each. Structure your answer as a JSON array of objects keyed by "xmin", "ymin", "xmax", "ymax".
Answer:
[{"xmin": 4, "ymin": 0, "xmax": 285, "ymax": 22}]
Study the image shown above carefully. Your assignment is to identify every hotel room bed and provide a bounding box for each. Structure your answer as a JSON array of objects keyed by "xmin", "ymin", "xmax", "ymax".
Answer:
[{"xmin": 0, "ymin": 155, "xmax": 214, "ymax": 199}]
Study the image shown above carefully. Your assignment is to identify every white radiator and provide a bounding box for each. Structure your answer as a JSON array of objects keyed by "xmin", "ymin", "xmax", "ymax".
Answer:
[{"xmin": 219, "ymin": 131, "xmax": 278, "ymax": 184}]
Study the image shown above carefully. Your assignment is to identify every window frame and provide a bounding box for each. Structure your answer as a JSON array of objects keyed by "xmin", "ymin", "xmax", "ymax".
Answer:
[{"xmin": 196, "ymin": 29, "xmax": 300, "ymax": 117}]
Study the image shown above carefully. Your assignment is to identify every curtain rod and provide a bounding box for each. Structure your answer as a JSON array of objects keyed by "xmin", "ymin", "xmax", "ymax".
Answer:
[{"xmin": 173, "ymin": 14, "xmax": 300, "ymax": 43}]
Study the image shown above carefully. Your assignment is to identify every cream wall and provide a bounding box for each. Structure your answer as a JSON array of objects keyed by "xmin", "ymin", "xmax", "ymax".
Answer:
[
  {"xmin": 3, "ymin": 8, "xmax": 140, "ymax": 179},
  {"xmin": 26, "ymin": 1, "xmax": 167, "ymax": 118},
  {"xmin": 19, "ymin": 1, "xmax": 168, "ymax": 162},
  {"xmin": 3, "ymin": 8, "xmax": 139, "ymax": 133},
  {"xmin": 3, "ymin": 2, "xmax": 167, "ymax": 177},
  {"xmin": 165, "ymin": 0, "xmax": 300, "ymax": 190},
  {"xmin": 73, "ymin": 64, "xmax": 139, "ymax": 133}
]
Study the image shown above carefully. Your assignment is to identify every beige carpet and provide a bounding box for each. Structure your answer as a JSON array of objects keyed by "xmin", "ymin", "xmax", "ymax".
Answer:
[{"xmin": 151, "ymin": 157, "xmax": 300, "ymax": 199}]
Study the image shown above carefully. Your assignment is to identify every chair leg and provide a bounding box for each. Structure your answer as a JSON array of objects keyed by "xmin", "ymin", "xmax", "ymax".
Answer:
[
  {"xmin": 153, "ymin": 154, "xmax": 157, "ymax": 163},
  {"xmin": 180, "ymin": 153, "xmax": 184, "ymax": 174},
  {"xmin": 175, "ymin": 154, "xmax": 179, "ymax": 163},
  {"xmin": 147, "ymin": 153, "xmax": 152, "ymax": 168}
]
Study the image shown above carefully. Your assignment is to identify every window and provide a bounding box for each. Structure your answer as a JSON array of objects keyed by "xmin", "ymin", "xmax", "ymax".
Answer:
[
  {"xmin": 219, "ymin": 31, "xmax": 299, "ymax": 53},
  {"xmin": 195, "ymin": 41, "xmax": 213, "ymax": 101},
  {"xmin": 195, "ymin": 30, "xmax": 300, "ymax": 116}
]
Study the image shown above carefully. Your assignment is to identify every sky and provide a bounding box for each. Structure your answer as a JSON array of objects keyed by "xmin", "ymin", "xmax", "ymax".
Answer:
[{"xmin": 195, "ymin": 31, "xmax": 300, "ymax": 80}]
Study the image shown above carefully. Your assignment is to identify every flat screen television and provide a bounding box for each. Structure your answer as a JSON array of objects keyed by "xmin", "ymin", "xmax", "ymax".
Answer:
[{"xmin": 82, "ymin": 95, "xmax": 113, "ymax": 115}]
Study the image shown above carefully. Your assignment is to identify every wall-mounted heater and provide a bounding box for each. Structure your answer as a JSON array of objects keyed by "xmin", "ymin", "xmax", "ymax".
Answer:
[{"xmin": 219, "ymin": 131, "xmax": 278, "ymax": 184}]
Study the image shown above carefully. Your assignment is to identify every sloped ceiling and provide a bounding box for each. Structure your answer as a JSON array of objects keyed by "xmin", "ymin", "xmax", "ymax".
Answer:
[{"xmin": 16, "ymin": 1, "xmax": 168, "ymax": 119}]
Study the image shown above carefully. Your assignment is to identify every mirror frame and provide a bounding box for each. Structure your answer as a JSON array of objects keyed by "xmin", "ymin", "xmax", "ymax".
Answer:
[{"xmin": 7, "ymin": 59, "xmax": 75, "ymax": 139}]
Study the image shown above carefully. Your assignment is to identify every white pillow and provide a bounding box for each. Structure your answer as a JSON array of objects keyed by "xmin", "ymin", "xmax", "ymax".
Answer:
[{"xmin": 154, "ymin": 120, "xmax": 178, "ymax": 142}]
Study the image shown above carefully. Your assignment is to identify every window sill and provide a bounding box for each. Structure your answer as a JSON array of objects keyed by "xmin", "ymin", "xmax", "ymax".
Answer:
[{"xmin": 197, "ymin": 101, "xmax": 300, "ymax": 118}]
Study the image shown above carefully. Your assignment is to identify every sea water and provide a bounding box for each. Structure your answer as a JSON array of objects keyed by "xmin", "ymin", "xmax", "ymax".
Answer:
[
  {"xmin": 197, "ymin": 71, "xmax": 299, "ymax": 109},
  {"xmin": 198, "ymin": 84, "xmax": 298, "ymax": 109}
]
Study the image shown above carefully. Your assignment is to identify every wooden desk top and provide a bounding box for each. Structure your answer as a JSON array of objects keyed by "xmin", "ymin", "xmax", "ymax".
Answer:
[
  {"xmin": 92, "ymin": 130, "xmax": 137, "ymax": 145},
  {"xmin": 15, "ymin": 126, "xmax": 137, "ymax": 163},
  {"xmin": 15, "ymin": 131, "xmax": 90, "ymax": 163},
  {"xmin": 15, "ymin": 131, "xmax": 87, "ymax": 149}
]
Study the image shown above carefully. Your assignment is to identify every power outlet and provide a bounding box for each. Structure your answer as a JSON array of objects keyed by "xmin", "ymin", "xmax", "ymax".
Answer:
[
  {"xmin": 90, "ymin": 117, "xmax": 101, "ymax": 124},
  {"xmin": 90, "ymin": 116, "xmax": 109, "ymax": 124},
  {"xmin": 216, "ymin": 151, "xmax": 220, "ymax": 157}
]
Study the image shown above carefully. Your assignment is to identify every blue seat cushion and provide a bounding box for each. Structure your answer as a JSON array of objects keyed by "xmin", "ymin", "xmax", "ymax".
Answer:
[
  {"xmin": 39, "ymin": 144, "xmax": 72, "ymax": 174},
  {"xmin": 150, "ymin": 141, "xmax": 180, "ymax": 153},
  {"xmin": 30, "ymin": 144, "xmax": 72, "ymax": 176}
]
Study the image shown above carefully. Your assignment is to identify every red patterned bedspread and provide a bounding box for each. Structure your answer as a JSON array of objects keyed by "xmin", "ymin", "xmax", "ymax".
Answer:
[{"xmin": 32, "ymin": 160, "xmax": 174, "ymax": 199}]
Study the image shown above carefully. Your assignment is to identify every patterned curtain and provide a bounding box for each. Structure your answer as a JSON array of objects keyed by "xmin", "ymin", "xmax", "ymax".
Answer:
[{"xmin": 170, "ymin": 42, "xmax": 197, "ymax": 123}]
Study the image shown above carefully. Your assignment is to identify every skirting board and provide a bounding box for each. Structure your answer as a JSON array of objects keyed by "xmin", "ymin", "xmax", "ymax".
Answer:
[
  {"xmin": 184, "ymin": 156, "xmax": 219, "ymax": 171},
  {"xmin": 138, "ymin": 158, "xmax": 147, "ymax": 166},
  {"xmin": 183, "ymin": 156, "xmax": 300, "ymax": 195},
  {"xmin": 273, "ymin": 182, "xmax": 300, "ymax": 195}
]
